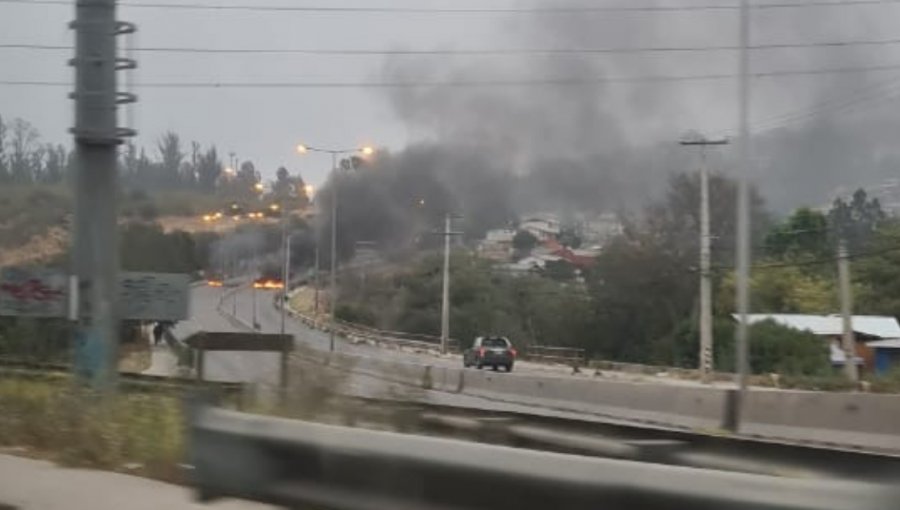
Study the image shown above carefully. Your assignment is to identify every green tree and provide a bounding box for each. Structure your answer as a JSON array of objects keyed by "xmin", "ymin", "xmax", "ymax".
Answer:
[
  {"xmin": 543, "ymin": 259, "xmax": 576, "ymax": 281},
  {"xmin": 853, "ymin": 220, "xmax": 900, "ymax": 318},
  {"xmin": 119, "ymin": 223, "xmax": 216, "ymax": 274},
  {"xmin": 8, "ymin": 118, "xmax": 39, "ymax": 183},
  {"xmin": 512, "ymin": 230, "xmax": 538, "ymax": 252},
  {"xmin": 765, "ymin": 207, "xmax": 830, "ymax": 260},
  {"xmin": 674, "ymin": 318, "xmax": 830, "ymax": 376},
  {"xmin": 717, "ymin": 266, "xmax": 837, "ymax": 315},
  {"xmin": 584, "ymin": 171, "xmax": 768, "ymax": 365},
  {"xmin": 827, "ymin": 188, "xmax": 885, "ymax": 252},
  {"xmin": 196, "ymin": 145, "xmax": 222, "ymax": 192},
  {"xmin": 0, "ymin": 114, "xmax": 8, "ymax": 182},
  {"xmin": 558, "ymin": 227, "xmax": 583, "ymax": 249},
  {"xmin": 156, "ymin": 131, "xmax": 184, "ymax": 188}
]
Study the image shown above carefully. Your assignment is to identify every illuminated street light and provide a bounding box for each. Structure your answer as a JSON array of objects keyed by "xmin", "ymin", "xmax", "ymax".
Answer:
[
  {"xmin": 295, "ymin": 142, "xmax": 376, "ymax": 352},
  {"xmin": 254, "ymin": 182, "xmax": 265, "ymax": 193},
  {"xmin": 304, "ymin": 184, "xmax": 316, "ymax": 198}
]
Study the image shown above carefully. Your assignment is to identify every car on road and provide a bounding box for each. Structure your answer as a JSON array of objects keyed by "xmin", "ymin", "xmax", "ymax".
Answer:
[{"xmin": 463, "ymin": 336, "xmax": 516, "ymax": 372}]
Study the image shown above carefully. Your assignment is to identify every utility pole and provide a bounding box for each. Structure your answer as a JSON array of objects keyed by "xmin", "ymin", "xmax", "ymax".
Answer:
[
  {"xmin": 280, "ymin": 197, "xmax": 289, "ymax": 336},
  {"xmin": 70, "ymin": 0, "xmax": 135, "ymax": 388},
  {"xmin": 729, "ymin": 0, "xmax": 752, "ymax": 432},
  {"xmin": 252, "ymin": 247, "xmax": 259, "ymax": 330},
  {"xmin": 680, "ymin": 137, "xmax": 729, "ymax": 383},
  {"xmin": 329, "ymin": 152, "xmax": 338, "ymax": 352},
  {"xmin": 838, "ymin": 241, "xmax": 859, "ymax": 382},
  {"xmin": 314, "ymin": 241, "xmax": 320, "ymax": 316},
  {"xmin": 437, "ymin": 214, "xmax": 462, "ymax": 355}
]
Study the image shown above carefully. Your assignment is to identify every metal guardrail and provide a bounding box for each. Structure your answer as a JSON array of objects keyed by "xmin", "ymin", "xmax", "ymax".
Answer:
[
  {"xmin": 332, "ymin": 395, "xmax": 900, "ymax": 481},
  {"xmin": 188, "ymin": 405, "xmax": 898, "ymax": 510},
  {"xmin": 278, "ymin": 292, "xmax": 459, "ymax": 353},
  {"xmin": 0, "ymin": 357, "xmax": 243, "ymax": 396},
  {"xmin": 527, "ymin": 345, "xmax": 587, "ymax": 366}
]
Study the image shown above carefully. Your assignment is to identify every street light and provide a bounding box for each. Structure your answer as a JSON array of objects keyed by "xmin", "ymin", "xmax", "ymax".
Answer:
[{"xmin": 296, "ymin": 142, "xmax": 375, "ymax": 352}]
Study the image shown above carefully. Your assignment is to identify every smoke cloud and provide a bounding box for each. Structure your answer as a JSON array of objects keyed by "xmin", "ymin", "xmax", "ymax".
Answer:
[{"xmin": 375, "ymin": 1, "xmax": 900, "ymax": 215}]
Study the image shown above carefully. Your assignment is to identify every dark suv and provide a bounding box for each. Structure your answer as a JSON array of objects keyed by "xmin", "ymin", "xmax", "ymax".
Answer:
[{"xmin": 463, "ymin": 336, "xmax": 516, "ymax": 372}]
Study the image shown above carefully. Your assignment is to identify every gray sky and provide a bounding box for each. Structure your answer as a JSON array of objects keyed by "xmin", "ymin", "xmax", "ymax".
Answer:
[{"xmin": 3, "ymin": 0, "xmax": 900, "ymax": 201}]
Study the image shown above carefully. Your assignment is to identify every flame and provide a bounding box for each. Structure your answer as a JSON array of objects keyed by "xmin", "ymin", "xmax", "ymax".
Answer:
[{"xmin": 253, "ymin": 279, "xmax": 284, "ymax": 290}]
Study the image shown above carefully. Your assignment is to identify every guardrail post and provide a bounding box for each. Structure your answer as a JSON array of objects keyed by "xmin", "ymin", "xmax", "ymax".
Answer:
[
  {"xmin": 721, "ymin": 388, "xmax": 739, "ymax": 432},
  {"xmin": 279, "ymin": 345, "xmax": 289, "ymax": 396},
  {"xmin": 196, "ymin": 348, "xmax": 205, "ymax": 382}
]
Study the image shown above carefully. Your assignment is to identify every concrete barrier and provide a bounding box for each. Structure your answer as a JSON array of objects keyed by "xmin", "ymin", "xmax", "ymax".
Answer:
[
  {"xmin": 458, "ymin": 370, "xmax": 729, "ymax": 430},
  {"xmin": 742, "ymin": 390, "xmax": 900, "ymax": 439},
  {"xmin": 291, "ymin": 349, "xmax": 900, "ymax": 450}
]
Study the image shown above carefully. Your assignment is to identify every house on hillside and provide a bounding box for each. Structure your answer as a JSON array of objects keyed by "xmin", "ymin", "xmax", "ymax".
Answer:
[
  {"xmin": 579, "ymin": 212, "xmax": 624, "ymax": 246},
  {"xmin": 734, "ymin": 313, "xmax": 900, "ymax": 374},
  {"xmin": 478, "ymin": 229, "xmax": 516, "ymax": 261},
  {"xmin": 532, "ymin": 239, "xmax": 599, "ymax": 271},
  {"xmin": 520, "ymin": 216, "xmax": 561, "ymax": 242}
]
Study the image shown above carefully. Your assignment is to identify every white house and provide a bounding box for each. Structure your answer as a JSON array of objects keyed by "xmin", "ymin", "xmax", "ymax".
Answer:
[
  {"xmin": 520, "ymin": 216, "xmax": 561, "ymax": 242},
  {"xmin": 478, "ymin": 229, "xmax": 516, "ymax": 261}
]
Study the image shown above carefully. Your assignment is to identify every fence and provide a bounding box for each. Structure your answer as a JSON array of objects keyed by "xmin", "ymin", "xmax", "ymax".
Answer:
[
  {"xmin": 527, "ymin": 345, "xmax": 587, "ymax": 366},
  {"xmin": 278, "ymin": 291, "xmax": 459, "ymax": 354}
]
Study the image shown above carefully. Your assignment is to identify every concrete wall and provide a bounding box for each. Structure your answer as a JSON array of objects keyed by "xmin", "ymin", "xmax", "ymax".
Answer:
[{"xmin": 305, "ymin": 350, "xmax": 900, "ymax": 450}]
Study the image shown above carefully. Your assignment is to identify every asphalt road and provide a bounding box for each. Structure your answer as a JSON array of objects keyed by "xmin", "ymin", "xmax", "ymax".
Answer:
[
  {"xmin": 175, "ymin": 284, "xmax": 734, "ymax": 389},
  {"xmin": 0, "ymin": 454, "xmax": 272, "ymax": 510},
  {"xmin": 172, "ymin": 285, "xmax": 536, "ymax": 407}
]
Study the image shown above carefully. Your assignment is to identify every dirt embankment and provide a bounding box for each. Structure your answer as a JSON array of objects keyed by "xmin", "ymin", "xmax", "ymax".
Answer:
[{"xmin": 0, "ymin": 227, "xmax": 69, "ymax": 267}]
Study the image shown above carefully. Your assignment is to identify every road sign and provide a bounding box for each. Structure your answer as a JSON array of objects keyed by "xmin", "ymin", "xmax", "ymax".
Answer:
[
  {"xmin": 0, "ymin": 268, "xmax": 190, "ymax": 320},
  {"xmin": 0, "ymin": 267, "xmax": 68, "ymax": 317},
  {"xmin": 184, "ymin": 332, "xmax": 292, "ymax": 352},
  {"xmin": 118, "ymin": 272, "xmax": 190, "ymax": 321}
]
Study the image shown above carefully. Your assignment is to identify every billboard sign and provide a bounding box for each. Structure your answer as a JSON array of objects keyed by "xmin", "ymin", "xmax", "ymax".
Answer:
[
  {"xmin": 118, "ymin": 272, "xmax": 190, "ymax": 321},
  {"xmin": 0, "ymin": 267, "xmax": 69, "ymax": 318},
  {"xmin": 0, "ymin": 268, "xmax": 189, "ymax": 321}
]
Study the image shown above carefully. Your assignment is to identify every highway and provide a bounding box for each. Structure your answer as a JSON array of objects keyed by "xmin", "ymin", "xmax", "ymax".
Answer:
[
  {"xmin": 172, "ymin": 284, "xmax": 576, "ymax": 410},
  {"xmin": 178, "ymin": 283, "xmax": 607, "ymax": 383},
  {"xmin": 170, "ymin": 284, "xmax": 900, "ymax": 453}
]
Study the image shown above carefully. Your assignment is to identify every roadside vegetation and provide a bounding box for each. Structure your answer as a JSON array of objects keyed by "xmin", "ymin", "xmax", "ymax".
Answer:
[
  {"xmin": 330, "ymin": 169, "xmax": 900, "ymax": 386},
  {"xmin": 0, "ymin": 377, "xmax": 184, "ymax": 481}
]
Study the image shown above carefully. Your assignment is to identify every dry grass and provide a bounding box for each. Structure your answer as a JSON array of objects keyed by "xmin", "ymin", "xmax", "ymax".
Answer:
[
  {"xmin": 118, "ymin": 341, "xmax": 152, "ymax": 374},
  {"xmin": 0, "ymin": 377, "xmax": 185, "ymax": 482}
]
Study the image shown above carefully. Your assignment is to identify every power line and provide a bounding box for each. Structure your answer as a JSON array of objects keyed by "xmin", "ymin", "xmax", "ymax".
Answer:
[
  {"xmin": 10, "ymin": 36, "xmax": 900, "ymax": 56},
  {"xmin": 7, "ymin": 62, "xmax": 900, "ymax": 89},
  {"xmin": 751, "ymin": 75, "xmax": 900, "ymax": 133},
  {"xmin": 4, "ymin": 0, "xmax": 900, "ymax": 14}
]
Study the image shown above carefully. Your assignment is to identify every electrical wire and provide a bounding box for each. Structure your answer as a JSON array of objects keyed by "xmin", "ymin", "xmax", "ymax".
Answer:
[
  {"xmin": 10, "ymin": 36, "xmax": 900, "ymax": 56},
  {"xmin": 6, "ymin": 62, "xmax": 900, "ymax": 89},
  {"xmin": 751, "ymin": 76, "xmax": 900, "ymax": 133},
  {"xmin": 4, "ymin": 0, "xmax": 900, "ymax": 13}
]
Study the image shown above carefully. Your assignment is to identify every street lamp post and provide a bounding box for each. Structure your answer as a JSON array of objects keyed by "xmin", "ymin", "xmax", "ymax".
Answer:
[
  {"xmin": 279, "ymin": 183, "xmax": 298, "ymax": 336},
  {"xmin": 297, "ymin": 143, "xmax": 374, "ymax": 352}
]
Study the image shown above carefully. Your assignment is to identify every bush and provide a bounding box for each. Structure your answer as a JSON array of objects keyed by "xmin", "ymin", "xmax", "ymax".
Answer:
[
  {"xmin": 868, "ymin": 367, "xmax": 900, "ymax": 393},
  {"xmin": 335, "ymin": 304, "xmax": 377, "ymax": 327},
  {"xmin": 137, "ymin": 202, "xmax": 160, "ymax": 221},
  {"xmin": 677, "ymin": 318, "xmax": 831, "ymax": 376},
  {"xmin": 0, "ymin": 318, "xmax": 73, "ymax": 363}
]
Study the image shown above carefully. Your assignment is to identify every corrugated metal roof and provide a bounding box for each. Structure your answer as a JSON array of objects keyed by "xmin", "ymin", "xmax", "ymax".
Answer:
[
  {"xmin": 866, "ymin": 339, "xmax": 900, "ymax": 349},
  {"xmin": 733, "ymin": 314, "xmax": 900, "ymax": 339}
]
